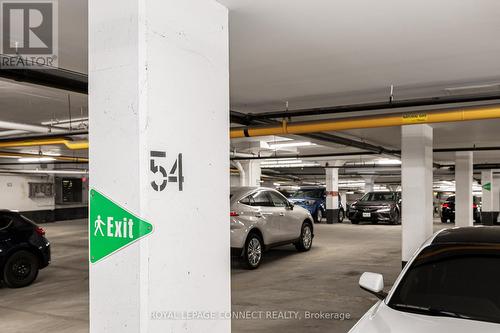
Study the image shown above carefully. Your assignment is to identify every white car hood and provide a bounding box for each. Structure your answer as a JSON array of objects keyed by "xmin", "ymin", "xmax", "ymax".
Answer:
[{"xmin": 349, "ymin": 301, "xmax": 500, "ymax": 333}]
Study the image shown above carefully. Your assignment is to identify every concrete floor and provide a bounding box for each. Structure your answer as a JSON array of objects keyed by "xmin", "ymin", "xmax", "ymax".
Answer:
[{"xmin": 0, "ymin": 218, "xmax": 448, "ymax": 333}]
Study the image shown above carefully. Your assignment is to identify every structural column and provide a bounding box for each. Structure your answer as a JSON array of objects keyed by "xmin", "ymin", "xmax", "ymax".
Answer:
[
  {"xmin": 363, "ymin": 176, "xmax": 374, "ymax": 193},
  {"xmin": 481, "ymin": 170, "xmax": 498, "ymax": 225},
  {"xmin": 325, "ymin": 167, "xmax": 339, "ymax": 224},
  {"xmin": 455, "ymin": 152, "xmax": 473, "ymax": 227},
  {"xmin": 239, "ymin": 160, "xmax": 261, "ymax": 187},
  {"xmin": 493, "ymin": 175, "xmax": 500, "ymax": 223},
  {"xmin": 89, "ymin": 1, "xmax": 230, "ymax": 332},
  {"xmin": 401, "ymin": 124, "xmax": 433, "ymax": 266}
]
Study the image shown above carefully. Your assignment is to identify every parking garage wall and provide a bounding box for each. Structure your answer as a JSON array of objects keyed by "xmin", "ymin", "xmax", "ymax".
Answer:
[{"xmin": 0, "ymin": 173, "xmax": 88, "ymax": 223}]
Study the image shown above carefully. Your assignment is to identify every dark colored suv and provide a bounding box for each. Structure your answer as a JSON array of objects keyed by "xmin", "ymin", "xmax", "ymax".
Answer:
[
  {"xmin": 288, "ymin": 187, "xmax": 345, "ymax": 223},
  {"xmin": 0, "ymin": 210, "xmax": 50, "ymax": 288},
  {"xmin": 348, "ymin": 191, "xmax": 401, "ymax": 225},
  {"xmin": 441, "ymin": 195, "xmax": 481, "ymax": 224}
]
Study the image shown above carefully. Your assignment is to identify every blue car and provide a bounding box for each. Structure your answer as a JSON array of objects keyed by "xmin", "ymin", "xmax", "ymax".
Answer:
[{"xmin": 288, "ymin": 187, "xmax": 345, "ymax": 223}]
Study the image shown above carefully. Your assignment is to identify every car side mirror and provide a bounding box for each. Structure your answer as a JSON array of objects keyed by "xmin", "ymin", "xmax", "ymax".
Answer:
[
  {"xmin": 287, "ymin": 202, "xmax": 294, "ymax": 210},
  {"xmin": 359, "ymin": 272, "xmax": 387, "ymax": 299}
]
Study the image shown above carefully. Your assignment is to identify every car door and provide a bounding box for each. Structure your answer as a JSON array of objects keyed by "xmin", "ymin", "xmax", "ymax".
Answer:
[
  {"xmin": 247, "ymin": 190, "xmax": 281, "ymax": 244},
  {"xmin": 0, "ymin": 213, "xmax": 14, "ymax": 258},
  {"xmin": 268, "ymin": 191, "xmax": 300, "ymax": 241}
]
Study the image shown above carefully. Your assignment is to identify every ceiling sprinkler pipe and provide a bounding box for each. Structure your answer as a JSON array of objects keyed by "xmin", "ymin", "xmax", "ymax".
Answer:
[
  {"xmin": 230, "ymin": 105, "xmax": 500, "ymax": 138},
  {"xmin": 0, "ymin": 169, "xmax": 88, "ymax": 175},
  {"xmin": 0, "ymin": 120, "xmax": 66, "ymax": 134}
]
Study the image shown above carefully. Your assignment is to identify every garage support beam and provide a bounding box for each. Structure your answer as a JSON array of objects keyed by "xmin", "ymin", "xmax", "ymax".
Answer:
[
  {"xmin": 401, "ymin": 125, "xmax": 433, "ymax": 266},
  {"xmin": 240, "ymin": 160, "xmax": 262, "ymax": 186},
  {"xmin": 363, "ymin": 176, "xmax": 375, "ymax": 193},
  {"xmin": 325, "ymin": 167, "xmax": 340, "ymax": 224},
  {"xmin": 89, "ymin": 0, "xmax": 230, "ymax": 332},
  {"xmin": 481, "ymin": 170, "xmax": 498, "ymax": 225},
  {"xmin": 494, "ymin": 176, "xmax": 500, "ymax": 222},
  {"xmin": 455, "ymin": 152, "xmax": 474, "ymax": 227}
]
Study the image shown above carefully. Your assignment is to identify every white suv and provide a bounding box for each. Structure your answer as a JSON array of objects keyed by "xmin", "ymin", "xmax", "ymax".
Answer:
[{"xmin": 230, "ymin": 187, "xmax": 314, "ymax": 269}]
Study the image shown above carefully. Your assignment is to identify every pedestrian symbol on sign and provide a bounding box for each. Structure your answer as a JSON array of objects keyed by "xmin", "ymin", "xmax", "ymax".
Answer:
[{"xmin": 94, "ymin": 215, "xmax": 105, "ymax": 236}]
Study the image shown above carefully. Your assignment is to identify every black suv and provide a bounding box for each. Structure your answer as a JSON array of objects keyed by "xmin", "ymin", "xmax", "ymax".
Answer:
[
  {"xmin": 441, "ymin": 195, "xmax": 481, "ymax": 224},
  {"xmin": 0, "ymin": 210, "xmax": 50, "ymax": 288},
  {"xmin": 348, "ymin": 191, "xmax": 401, "ymax": 225}
]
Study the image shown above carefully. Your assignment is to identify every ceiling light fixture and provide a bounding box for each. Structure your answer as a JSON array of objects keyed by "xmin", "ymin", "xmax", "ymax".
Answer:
[
  {"xmin": 268, "ymin": 141, "xmax": 316, "ymax": 149},
  {"xmin": 18, "ymin": 157, "xmax": 56, "ymax": 163}
]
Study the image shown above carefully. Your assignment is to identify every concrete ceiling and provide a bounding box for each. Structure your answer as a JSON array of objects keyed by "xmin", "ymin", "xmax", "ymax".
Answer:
[
  {"xmin": 49, "ymin": 0, "xmax": 500, "ymax": 109},
  {"xmin": 222, "ymin": 0, "xmax": 500, "ymax": 110}
]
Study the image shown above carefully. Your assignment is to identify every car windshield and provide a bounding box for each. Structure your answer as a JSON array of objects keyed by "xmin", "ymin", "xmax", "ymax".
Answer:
[
  {"xmin": 388, "ymin": 244, "xmax": 500, "ymax": 324},
  {"xmin": 359, "ymin": 192, "xmax": 395, "ymax": 202},
  {"xmin": 292, "ymin": 189, "xmax": 323, "ymax": 199}
]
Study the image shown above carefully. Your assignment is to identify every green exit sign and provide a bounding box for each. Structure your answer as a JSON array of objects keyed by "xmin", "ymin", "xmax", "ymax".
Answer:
[{"xmin": 89, "ymin": 189, "xmax": 153, "ymax": 263}]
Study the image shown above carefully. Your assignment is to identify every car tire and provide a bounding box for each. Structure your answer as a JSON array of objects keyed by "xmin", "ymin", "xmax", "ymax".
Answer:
[
  {"xmin": 295, "ymin": 222, "xmax": 313, "ymax": 252},
  {"xmin": 441, "ymin": 217, "xmax": 448, "ymax": 223},
  {"xmin": 338, "ymin": 209, "xmax": 345, "ymax": 223},
  {"xmin": 314, "ymin": 209, "xmax": 323, "ymax": 223},
  {"xmin": 242, "ymin": 233, "xmax": 263, "ymax": 270},
  {"xmin": 3, "ymin": 250, "xmax": 39, "ymax": 288},
  {"xmin": 351, "ymin": 219, "xmax": 359, "ymax": 225}
]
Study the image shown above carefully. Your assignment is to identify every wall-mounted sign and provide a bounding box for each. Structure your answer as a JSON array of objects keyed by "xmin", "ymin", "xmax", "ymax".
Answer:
[
  {"xmin": 89, "ymin": 189, "xmax": 153, "ymax": 264},
  {"xmin": 402, "ymin": 112, "xmax": 428, "ymax": 124}
]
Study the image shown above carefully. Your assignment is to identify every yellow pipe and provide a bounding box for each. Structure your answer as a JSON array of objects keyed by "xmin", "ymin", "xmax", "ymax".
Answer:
[
  {"xmin": 0, "ymin": 138, "xmax": 89, "ymax": 150},
  {"xmin": 230, "ymin": 105, "xmax": 500, "ymax": 138}
]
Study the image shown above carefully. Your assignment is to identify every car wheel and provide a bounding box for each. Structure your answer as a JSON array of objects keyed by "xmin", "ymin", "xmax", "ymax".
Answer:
[
  {"xmin": 295, "ymin": 222, "xmax": 313, "ymax": 252},
  {"xmin": 338, "ymin": 209, "xmax": 345, "ymax": 223},
  {"xmin": 314, "ymin": 209, "xmax": 323, "ymax": 223},
  {"xmin": 441, "ymin": 217, "xmax": 447, "ymax": 223},
  {"xmin": 351, "ymin": 219, "xmax": 359, "ymax": 225},
  {"xmin": 243, "ymin": 233, "xmax": 263, "ymax": 269},
  {"xmin": 3, "ymin": 250, "xmax": 39, "ymax": 288}
]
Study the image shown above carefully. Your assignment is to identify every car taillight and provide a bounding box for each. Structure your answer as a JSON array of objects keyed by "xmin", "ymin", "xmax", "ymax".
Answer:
[
  {"xmin": 230, "ymin": 211, "xmax": 239, "ymax": 217},
  {"xmin": 35, "ymin": 226, "xmax": 45, "ymax": 236},
  {"xmin": 472, "ymin": 203, "xmax": 478, "ymax": 209},
  {"xmin": 442, "ymin": 203, "xmax": 449, "ymax": 208}
]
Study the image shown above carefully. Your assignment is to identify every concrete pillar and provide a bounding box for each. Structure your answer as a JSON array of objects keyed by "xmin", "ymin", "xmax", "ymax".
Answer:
[
  {"xmin": 455, "ymin": 152, "xmax": 473, "ymax": 227},
  {"xmin": 240, "ymin": 160, "xmax": 261, "ymax": 187},
  {"xmin": 325, "ymin": 168, "xmax": 339, "ymax": 224},
  {"xmin": 340, "ymin": 192, "xmax": 347, "ymax": 211},
  {"xmin": 494, "ymin": 176, "xmax": 500, "ymax": 223},
  {"xmin": 481, "ymin": 170, "xmax": 498, "ymax": 225},
  {"xmin": 401, "ymin": 124, "xmax": 433, "ymax": 266},
  {"xmin": 89, "ymin": 1, "xmax": 230, "ymax": 332},
  {"xmin": 363, "ymin": 176, "xmax": 374, "ymax": 193}
]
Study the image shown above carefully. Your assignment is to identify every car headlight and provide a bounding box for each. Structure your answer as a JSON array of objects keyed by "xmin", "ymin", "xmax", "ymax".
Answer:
[{"xmin": 377, "ymin": 207, "xmax": 391, "ymax": 213}]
